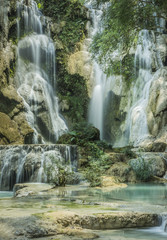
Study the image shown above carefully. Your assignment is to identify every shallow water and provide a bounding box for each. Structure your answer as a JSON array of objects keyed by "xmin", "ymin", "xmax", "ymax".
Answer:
[
  {"xmin": 56, "ymin": 183, "xmax": 167, "ymax": 206},
  {"xmin": 96, "ymin": 227, "xmax": 167, "ymax": 240},
  {"xmin": 0, "ymin": 191, "xmax": 13, "ymax": 198},
  {"xmin": 0, "ymin": 183, "xmax": 167, "ymax": 239}
]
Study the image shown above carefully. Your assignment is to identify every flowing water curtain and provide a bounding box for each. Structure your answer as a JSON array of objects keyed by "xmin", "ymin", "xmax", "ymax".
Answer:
[
  {"xmin": 124, "ymin": 30, "xmax": 154, "ymax": 146},
  {"xmin": 15, "ymin": 0, "xmax": 67, "ymax": 144},
  {"xmin": 88, "ymin": 4, "xmax": 116, "ymax": 140},
  {"xmin": 0, "ymin": 145, "xmax": 78, "ymax": 190},
  {"xmin": 122, "ymin": 10, "xmax": 166, "ymax": 146}
]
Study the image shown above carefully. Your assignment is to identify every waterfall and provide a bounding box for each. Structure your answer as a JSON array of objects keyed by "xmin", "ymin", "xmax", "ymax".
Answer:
[
  {"xmin": 15, "ymin": 0, "xmax": 67, "ymax": 143},
  {"xmin": 88, "ymin": 6, "xmax": 117, "ymax": 139},
  {"xmin": 122, "ymin": 21, "xmax": 165, "ymax": 146},
  {"xmin": 0, "ymin": 145, "xmax": 78, "ymax": 190},
  {"xmin": 122, "ymin": 30, "xmax": 154, "ymax": 146}
]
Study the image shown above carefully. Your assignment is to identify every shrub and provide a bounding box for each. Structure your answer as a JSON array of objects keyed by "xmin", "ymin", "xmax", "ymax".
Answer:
[
  {"xmin": 129, "ymin": 157, "xmax": 153, "ymax": 181},
  {"xmin": 51, "ymin": 164, "xmax": 75, "ymax": 187},
  {"xmin": 57, "ymin": 123, "xmax": 100, "ymax": 146},
  {"xmin": 84, "ymin": 161, "xmax": 103, "ymax": 187}
]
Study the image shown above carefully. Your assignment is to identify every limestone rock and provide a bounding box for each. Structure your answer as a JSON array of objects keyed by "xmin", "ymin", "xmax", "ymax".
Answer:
[
  {"xmin": 107, "ymin": 162, "xmax": 137, "ymax": 183},
  {"xmin": 101, "ymin": 176, "xmax": 127, "ymax": 188},
  {"xmin": 67, "ymin": 40, "xmax": 93, "ymax": 97},
  {"xmin": 142, "ymin": 141, "xmax": 167, "ymax": 152},
  {"xmin": 0, "ymin": 42, "xmax": 15, "ymax": 88},
  {"xmin": 147, "ymin": 67, "xmax": 167, "ymax": 142},
  {"xmin": 156, "ymin": 34, "xmax": 167, "ymax": 65},
  {"xmin": 0, "ymin": 144, "xmax": 78, "ymax": 190},
  {"xmin": 0, "ymin": 84, "xmax": 34, "ymax": 144},
  {"xmin": 44, "ymin": 211, "xmax": 159, "ymax": 230},
  {"xmin": 138, "ymin": 152, "xmax": 167, "ymax": 177},
  {"xmin": 13, "ymin": 183, "xmax": 52, "ymax": 198},
  {"xmin": 0, "ymin": 112, "xmax": 23, "ymax": 144}
]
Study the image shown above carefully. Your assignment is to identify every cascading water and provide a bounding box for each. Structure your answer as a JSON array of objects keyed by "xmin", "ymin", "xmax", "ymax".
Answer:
[
  {"xmin": 88, "ymin": 2, "xmax": 166, "ymax": 146},
  {"xmin": 0, "ymin": 145, "xmax": 78, "ymax": 190},
  {"xmin": 122, "ymin": 30, "xmax": 154, "ymax": 146},
  {"xmin": 88, "ymin": 6, "xmax": 117, "ymax": 140},
  {"xmin": 0, "ymin": 0, "xmax": 79, "ymax": 191},
  {"xmin": 121, "ymin": 21, "xmax": 165, "ymax": 146},
  {"xmin": 15, "ymin": 0, "xmax": 67, "ymax": 143}
]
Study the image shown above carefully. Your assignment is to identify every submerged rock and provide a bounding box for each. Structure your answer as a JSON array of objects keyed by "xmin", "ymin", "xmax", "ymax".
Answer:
[{"xmin": 13, "ymin": 183, "xmax": 52, "ymax": 198}]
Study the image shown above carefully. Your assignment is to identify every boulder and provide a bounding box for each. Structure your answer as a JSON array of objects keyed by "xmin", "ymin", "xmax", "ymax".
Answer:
[
  {"xmin": 101, "ymin": 176, "xmax": 127, "ymax": 188},
  {"xmin": 107, "ymin": 162, "xmax": 137, "ymax": 183},
  {"xmin": 138, "ymin": 152, "xmax": 167, "ymax": 177},
  {"xmin": 0, "ymin": 112, "xmax": 23, "ymax": 144}
]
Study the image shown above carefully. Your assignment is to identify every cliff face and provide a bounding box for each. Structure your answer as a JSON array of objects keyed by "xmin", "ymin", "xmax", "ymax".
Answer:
[{"xmin": 0, "ymin": 0, "xmax": 34, "ymax": 144}]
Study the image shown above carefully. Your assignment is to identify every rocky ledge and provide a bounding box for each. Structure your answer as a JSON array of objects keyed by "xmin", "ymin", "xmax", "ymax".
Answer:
[{"xmin": 42, "ymin": 211, "xmax": 159, "ymax": 230}]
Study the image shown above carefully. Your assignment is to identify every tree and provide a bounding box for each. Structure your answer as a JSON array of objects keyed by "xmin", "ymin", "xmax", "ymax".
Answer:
[{"xmin": 90, "ymin": 0, "xmax": 167, "ymax": 74}]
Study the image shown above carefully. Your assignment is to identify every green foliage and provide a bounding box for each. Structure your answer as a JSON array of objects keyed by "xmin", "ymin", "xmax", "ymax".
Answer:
[
  {"xmin": 52, "ymin": 164, "xmax": 75, "ymax": 187},
  {"xmin": 129, "ymin": 157, "xmax": 153, "ymax": 181},
  {"xmin": 57, "ymin": 122, "xmax": 100, "ymax": 145},
  {"xmin": 112, "ymin": 146, "xmax": 136, "ymax": 159},
  {"xmin": 90, "ymin": 0, "xmax": 167, "ymax": 75},
  {"xmin": 83, "ymin": 153, "xmax": 113, "ymax": 187},
  {"xmin": 84, "ymin": 161, "xmax": 103, "ymax": 187},
  {"xmin": 43, "ymin": 0, "xmax": 87, "ymax": 53},
  {"xmin": 43, "ymin": 0, "xmax": 88, "ymax": 124},
  {"xmin": 57, "ymin": 71, "xmax": 89, "ymax": 123}
]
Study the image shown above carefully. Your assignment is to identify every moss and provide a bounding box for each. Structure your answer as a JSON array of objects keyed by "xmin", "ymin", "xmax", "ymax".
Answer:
[
  {"xmin": 105, "ymin": 54, "xmax": 135, "ymax": 88},
  {"xmin": 42, "ymin": 0, "xmax": 89, "ymax": 125},
  {"xmin": 57, "ymin": 71, "xmax": 89, "ymax": 123}
]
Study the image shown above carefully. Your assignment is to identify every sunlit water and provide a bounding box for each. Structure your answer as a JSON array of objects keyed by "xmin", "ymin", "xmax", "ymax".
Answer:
[
  {"xmin": 1, "ymin": 183, "xmax": 167, "ymax": 239},
  {"xmin": 0, "ymin": 191, "xmax": 13, "ymax": 198},
  {"xmin": 95, "ymin": 228, "xmax": 167, "ymax": 240},
  {"xmin": 62, "ymin": 183, "xmax": 167, "ymax": 205}
]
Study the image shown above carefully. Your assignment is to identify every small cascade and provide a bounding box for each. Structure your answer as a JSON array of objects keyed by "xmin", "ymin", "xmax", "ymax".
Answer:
[
  {"xmin": 0, "ymin": 145, "xmax": 78, "ymax": 190},
  {"xmin": 15, "ymin": 0, "xmax": 67, "ymax": 143},
  {"xmin": 143, "ymin": 215, "xmax": 167, "ymax": 236},
  {"xmin": 161, "ymin": 215, "xmax": 167, "ymax": 233}
]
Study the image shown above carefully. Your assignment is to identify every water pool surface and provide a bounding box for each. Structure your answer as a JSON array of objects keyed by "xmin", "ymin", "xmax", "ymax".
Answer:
[
  {"xmin": 58, "ymin": 183, "xmax": 167, "ymax": 206},
  {"xmin": 0, "ymin": 191, "xmax": 13, "ymax": 198}
]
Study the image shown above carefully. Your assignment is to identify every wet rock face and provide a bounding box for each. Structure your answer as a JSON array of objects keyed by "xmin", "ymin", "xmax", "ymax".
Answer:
[
  {"xmin": 147, "ymin": 67, "xmax": 167, "ymax": 145},
  {"xmin": 0, "ymin": 0, "xmax": 34, "ymax": 145},
  {"xmin": 0, "ymin": 112, "xmax": 25, "ymax": 144},
  {"xmin": 0, "ymin": 85, "xmax": 34, "ymax": 144}
]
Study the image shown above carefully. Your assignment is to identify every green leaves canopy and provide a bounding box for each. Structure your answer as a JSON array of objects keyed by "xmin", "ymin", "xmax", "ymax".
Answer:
[{"xmin": 90, "ymin": 0, "xmax": 167, "ymax": 72}]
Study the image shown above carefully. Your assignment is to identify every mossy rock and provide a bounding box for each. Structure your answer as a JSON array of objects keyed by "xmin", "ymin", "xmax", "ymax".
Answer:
[{"xmin": 57, "ymin": 124, "xmax": 100, "ymax": 145}]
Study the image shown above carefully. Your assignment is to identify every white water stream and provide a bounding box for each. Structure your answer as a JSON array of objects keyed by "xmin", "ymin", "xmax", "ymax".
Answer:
[{"xmin": 15, "ymin": 0, "xmax": 67, "ymax": 143}]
